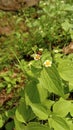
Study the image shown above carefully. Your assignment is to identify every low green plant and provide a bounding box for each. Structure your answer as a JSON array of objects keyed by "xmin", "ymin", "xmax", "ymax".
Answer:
[
  {"xmin": 0, "ymin": 49, "xmax": 72, "ymax": 130},
  {"xmin": 1, "ymin": 0, "xmax": 73, "ymax": 68},
  {"xmin": 14, "ymin": 49, "xmax": 73, "ymax": 130},
  {"xmin": 24, "ymin": 0, "xmax": 73, "ymax": 48},
  {"xmin": 0, "ymin": 0, "xmax": 73, "ymax": 130}
]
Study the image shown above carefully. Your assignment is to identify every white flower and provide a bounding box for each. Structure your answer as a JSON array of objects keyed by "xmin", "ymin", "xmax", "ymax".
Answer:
[
  {"xmin": 39, "ymin": 48, "xmax": 43, "ymax": 52},
  {"xmin": 54, "ymin": 49, "xmax": 59, "ymax": 53},
  {"xmin": 43, "ymin": 60, "xmax": 52, "ymax": 67},
  {"xmin": 34, "ymin": 54, "xmax": 41, "ymax": 60}
]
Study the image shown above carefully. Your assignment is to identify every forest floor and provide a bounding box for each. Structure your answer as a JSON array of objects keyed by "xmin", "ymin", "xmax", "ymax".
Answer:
[{"xmin": 0, "ymin": 10, "xmax": 27, "ymax": 110}]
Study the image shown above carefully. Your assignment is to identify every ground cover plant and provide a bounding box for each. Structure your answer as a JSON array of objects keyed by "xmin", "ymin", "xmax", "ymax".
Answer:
[{"xmin": 0, "ymin": 0, "xmax": 73, "ymax": 130}]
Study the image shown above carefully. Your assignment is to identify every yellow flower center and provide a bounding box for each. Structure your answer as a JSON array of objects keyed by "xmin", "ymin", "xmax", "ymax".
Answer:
[
  {"xmin": 44, "ymin": 60, "xmax": 52, "ymax": 67},
  {"xmin": 34, "ymin": 54, "xmax": 41, "ymax": 60}
]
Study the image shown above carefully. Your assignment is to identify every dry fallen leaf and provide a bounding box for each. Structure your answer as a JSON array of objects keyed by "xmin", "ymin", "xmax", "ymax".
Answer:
[{"xmin": 63, "ymin": 42, "xmax": 73, "ymax": 54}]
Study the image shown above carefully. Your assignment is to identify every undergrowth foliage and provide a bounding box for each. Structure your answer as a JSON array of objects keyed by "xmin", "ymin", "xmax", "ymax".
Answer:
[{"xmin": 0, "ymin": 0, "xmax": 73, "ymax": 130}]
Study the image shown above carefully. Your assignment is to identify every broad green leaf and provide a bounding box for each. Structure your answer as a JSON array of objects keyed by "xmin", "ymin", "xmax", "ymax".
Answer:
[
  {"xmin": 30, "ymin": 103, "xmax": 48, "ymax": 120},
  {"xmin": 66, "ymin": 119, "xmax": 73, "ymax": 130},
  {"xmin": 25, "ymin": 79, "xmax": 48, "ymax": 104},
  {"xmin": 39, "ymin": 65, "xmax": 64, "ymax": 97},
  {"xmin": 15, "ymin": 115, "xmax": 50, "ymax": 130},
  {"xmin": 58, "ymin": 56, "xmax": 73, "ymax": 91},
  {"xmin": 25, "ymin": 79, "xmax": 40, "ymax": 104},
  {"xmin": 37, "ymin": 83, "xmax": 48, "ymax": 102},
  {"xmin": 53, "ymin": 98, "xmax": 71, "ymax": 117},
  {"xmin": 16, "ymin": 101, "xmax": 26, "ymax": 123},
  {"xmin": 49, "ymin": 115, "xmax": 70, "ymax": 130},
  {"xmin": 24, "ymin": 122, "xmax": 51, "ymax": 130},
  {"xmin": 5, "ymin": 121, "xmax": 14, "ymax": 130},
  {"xmin": 43, "ymin": 99, "xmax": 54, "ymax": 111},
  {"xmin": 14, "ymin": 117, "xmax": 25, "ymax": 130},
  {"xmin": 15, "ymin": 99, "xmax": 35, "ymax": 123}
]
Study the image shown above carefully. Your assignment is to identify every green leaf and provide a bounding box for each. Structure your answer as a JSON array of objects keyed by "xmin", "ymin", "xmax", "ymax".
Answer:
[
  {"xmin": 30, "ymin": 103, "xmax": 48, "ymax": 120},
  {"xmin": 53, "ymin": 98, "xmax": 71, "ymax": 117},
  {"xmin": 49, "ymin": 115, "xmax": 70, "ymax": 130},
  {"xmin": 25, "ymin": 79, "xmax": 48, "ymax": 104},
  {"xmin": 24, "ymin": 122, "xmax": 51, "ymax": 130},
  {"xmin": 14, "ymin": 117, "xmax": 25, "ymax": 130},
  {"xmin": 4, "ymin": 76, "xmax": 11, "ymax": 82},
  {"xmin": 58, "ymin": 55, "xmax": 73, "ymax": 91},
  {"xmin": 66, "ymin": 119, "xmax": 73, "ymax": 130},
  {"xmin": 25, "ymin": 79, "xmax": 41, "ymax": 104},
  {"xmin": 15, "ymin": 99, "xmax": 35, "ymax": 123},
  {"xmin": 43, "ymin": 99, "xmax": 55, "ymax": 111},
  {"xmin": 37, "ymin": 83, "xmax": 48, "ymax": 102},
  {"xmin": 39, "ymin": 65, "xmax": 64, "ymax": 97},
  {"xmin": 5, "ymin": 121, "xmax": 14, "ymax": 130}
]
